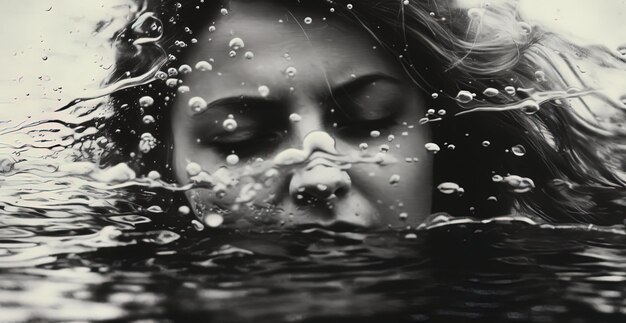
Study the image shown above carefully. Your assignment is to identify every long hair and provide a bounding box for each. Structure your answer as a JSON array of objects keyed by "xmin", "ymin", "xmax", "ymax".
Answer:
[{"xmin": 99, "ymin": 0, "xmax": 626, "ymax": 224}]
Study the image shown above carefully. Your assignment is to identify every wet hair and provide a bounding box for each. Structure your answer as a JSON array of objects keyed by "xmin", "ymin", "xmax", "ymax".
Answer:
[{"xmin": 101, "ymin": 0, "xmax": 626, "ymax": 224}]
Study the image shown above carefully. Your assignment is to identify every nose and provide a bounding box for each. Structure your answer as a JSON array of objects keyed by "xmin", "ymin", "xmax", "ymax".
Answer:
[{"xmin": 289, "ymin": 163, "xmax": 351, "ymax": 204}]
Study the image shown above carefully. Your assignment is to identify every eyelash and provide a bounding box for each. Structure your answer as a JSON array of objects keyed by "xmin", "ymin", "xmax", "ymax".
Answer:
[{"xmin": 211, "ymin": 131, "xmax": 284, "ymax": 155}]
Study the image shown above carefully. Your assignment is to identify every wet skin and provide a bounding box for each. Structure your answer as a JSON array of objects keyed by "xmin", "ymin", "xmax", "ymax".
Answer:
[{"xmin": 171, "ymin": 1, "xmax": 433, "ymax": 230}]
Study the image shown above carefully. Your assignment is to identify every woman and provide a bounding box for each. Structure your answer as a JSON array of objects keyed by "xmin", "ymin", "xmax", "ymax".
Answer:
[{"xmin": 99, "ymin": 0, "xmax": 626, "ymax": 230}]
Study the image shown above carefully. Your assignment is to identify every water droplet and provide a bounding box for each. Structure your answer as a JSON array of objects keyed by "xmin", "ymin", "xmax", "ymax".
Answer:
[
  {"xmin": 258, "ymin": 85, "xmax": 270, "ymax": 97},
  {"xmin": 220, "ymin": 8, "xmax": 228, "ymax": 15},
  {"xmin": 370, "ymin": 130, "xmax": 381, "ymax": 138},
  {"xmin": 167, "ymin": 67, "xmax": 178, "ymax": 76},
  {"xmin": 189, "ymin": 96, "xmax": 208, "ymax": 113},
  {"xmin": 437, "ymin": 109, "xmax": 446, "ymax": 116},
  {"xmin": 359, "ymin": 143, "xmax": 368, "ymax": 150},
  {"xmin": 304, "ymin": 17, "xmax": 312, "ymax": 24},
  {"xmin": 42, "ymin": 55, "xmax": 48, "ymax": 61},
  {"xmin": 492, "ymin": 174, "xmax": 503, "ymax": 182},
  {"xmin": 285, "ymin": 66, "xmax": 297, "ymax": 78},
  {"xmin": 139, "ymin": 132, "xmax": 157, "ymax": 153},
  {"xmin": 244, "ymin": 51, "xmax": 254, "ymax": 59},
  {"xmin": 178, "ymin": 205, "xmax": 190, "ymax": 215},
  {"xmin": 142, "ymin": 115, "xmax": 155, "ymax": 124},
  {"xmin": 387, "ymin": 134, "xmax": 395, "ymax": 142},
  {"xmin": 155, "ymin": 71, "xmax": 167, "ymax": 80},
  {"xmin": 379, "ymin": 144, "xmax": 390, "ymax": 152},
  {"xmin": 389, "ymin": 174, "xmax": 400, "ymax": 185},
  {"xmin": 511, "ymin": 144, "xmax": 526, "ymax": 156},
  {"xmin": 229, "ymin": 50, "xmax": 237, "ymax": 57},
  {"xmin": 192, "ymin": 219, "xmax": 205, "ymax": 231},
  {"xmin": 455, "ymin": 90, "xmax": 473, "ymax": 104},
  {"xmin": 403, "ymin": 0, "xmax": 410, "ymax": 5},
  {"xmin": 483, "ymin": 87, "xmax": 499, "ymax": 97},
  {"xmin": 208, "ymin": 25, "xmax": 216, "ymax": 32},
  {"xmin": 229, "ymin": 37, "xmax": 245, "ymax": 50},
  {"xmin": 399, "ymin": 212, "xmax": 408, "ymax": 220},
  {"xmin": 431, "ymin": 93, "xmax": 438, "ymax": 99},
  {"xmin": 424, "ymin": 142, "xmax": 440, "ymax": 153},
  {"xmin": 504, "ymin": 86, "xmax": 516, "ymax": 95},
  {"xmin": 482, "ymin": 140, "xmax": 490, "ymax": 147},
  {"xmin": 289, "ymin": 113, "xmax": 302, "ymax": 122},
  {"xmin": 186, "ymin": 162, "xmax": 202, "ymax": 176},
  {"xmin": 139, "ymin": 96, "xmax": 154, "ymax": 107},
  {"xmin": 437, "ymin": 182, "xmax": 461, "ymax": 194},
  {"xmin": 223, "ymin": 118, "xmax": 238, "ymax": 132},
  {"xmin": 195, "ymin": 60, "xmax": 212, "ymax": 71},
  {"xmin": 204, "ymin": 213, "xmax": 224, "ymax": 227},
  {"xmin": 404, "ymin": 233, "xmax": 417, "ymax": 239},
  {"xmin": 226, "ymin": 154, "xmax": 240, "ymax": 165}
]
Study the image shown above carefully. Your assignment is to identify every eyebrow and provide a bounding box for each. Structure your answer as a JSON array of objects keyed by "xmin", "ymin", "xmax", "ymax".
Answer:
[
  {"xmin": 193, "ymin": 96, "xmax": 278, "ymax": 116},
  {"xmin": 330, "ymin": 73, "xmax": 402, "ymax": 95}
]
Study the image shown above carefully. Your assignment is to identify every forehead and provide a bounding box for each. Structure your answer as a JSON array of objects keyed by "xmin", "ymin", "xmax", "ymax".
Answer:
[{"xmin": 178, "ymin": 1, "xmax": 403, "ymax": 98}]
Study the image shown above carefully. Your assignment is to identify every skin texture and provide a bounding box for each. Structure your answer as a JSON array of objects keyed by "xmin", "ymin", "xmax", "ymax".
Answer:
[{"xmin": 170, "ymin": 1, "xmax": 433, "ymax": 230}]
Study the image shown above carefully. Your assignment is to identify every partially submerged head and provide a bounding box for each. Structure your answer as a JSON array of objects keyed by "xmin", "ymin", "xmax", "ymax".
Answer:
[{"xmin": 102, "ymin": 0, "xmax": 626, "ymax": 229}]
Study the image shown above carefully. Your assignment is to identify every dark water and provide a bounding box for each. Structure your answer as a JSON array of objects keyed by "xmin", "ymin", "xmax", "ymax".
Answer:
[{"xmin": 4, "ymin": 213, "xmax": 626, "ymax": 323}]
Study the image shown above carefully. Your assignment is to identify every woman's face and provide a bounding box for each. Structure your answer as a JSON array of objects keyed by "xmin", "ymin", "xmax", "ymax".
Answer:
[{"xmin": 170, "ymin": 1, "xmax": 433, "ymax": 230}]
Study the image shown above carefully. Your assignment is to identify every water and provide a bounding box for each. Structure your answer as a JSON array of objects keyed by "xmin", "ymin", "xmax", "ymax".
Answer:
[
  {"xmin": 4, "ymin": 212, "xmax": 626, "ymax": 322},
  {"xmin": 4, "ymin": 1, "xmax": 626, "ymax": 322}
]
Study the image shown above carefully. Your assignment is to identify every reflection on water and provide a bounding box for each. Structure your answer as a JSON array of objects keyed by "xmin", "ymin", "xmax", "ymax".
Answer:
[{"xmin": 3, "ymin": 215, "xmax": 626, "ymax": 322}]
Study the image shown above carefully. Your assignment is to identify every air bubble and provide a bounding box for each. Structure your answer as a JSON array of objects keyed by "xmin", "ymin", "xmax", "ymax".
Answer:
[
  {"xmin": 167, "ymin": 67, "xmax": 178, "ymax": 76},
  {"xmin": 455, "ymin": 90, "xmax": 473, "ymax": 104},
  {"xmin": 223, "ymin": 118, "xmax": 238, "ymax": 132},
  {"xmin": 379, "ymin": 144, "xmax": 390, "ymax": 152},
  {"xmin": 399, "ymin": 212, "xmax": 408, "ymax": 220},
  {"xmin": 521, "ymin": 100, "xmax": 540, "ymax": 115},
  {"xmin": 195, "ymin": 61, "xmax": 212, "ymax": 71},
  {"xmin": 289, "ymin": 113, "xmax": 302, "ymax": 122},
  {"xmin": 139, "ymin": 133, "xmax": 157, "ymax": 153},
  {"xmin": 347, "ymin": 4, "xmax": 353, "ymax": 9},
  {"xmin": 226, "ymin": 154, "xmax": 240, "ymax": 165},
  {"xmin": 244, "ymin": 51, "xmax": 254, "ymax": 59},
  {"xmin": 178, "ymin": 64, "xmax": 192, "ymax": 74},
  {"xmin": 229, "ymin": 37, "xmax": 245, "ymax": 50},
  {"xmin": 285, "ymin": 66, "xmax": 297, "ymax": 78},
  {"xmin": 178, "ymin": 85, "xmax": 190, "ymax": 93},
  {"xmin": 166, "ymin": 78, "xmax": 178, "ymax": 87},
  {"xmin": 359, "ymin": 143, "xmax": 368, "ymax": 150},
  {"xmin": 501, "ymin": 175, "xmax": 535, "ymax": 193},
  {"xmin": 482, "ymin": 140, "xmax": 490, "ymax": 147},
  {"xmin": 220, "ymin": 8, "xmax": 228, "ymax": 15},
  {"xmin": 511, "ymin": 144, "xmax": 526, "ymax": 156},
  {"xmin": 192, "ymin": 219, "xmax": 205, "ymax": 231},
  {"xmin": 148, "ymin": 170, "xmax": 161, "ymax": 180},
  {"xmin": 534, "ymin": 70, "xmax": 546, "ymax": 82},
  {"xmin": 389, "ymin": 174, "xmax": 400, "ymax": 185},
  {"xmin": 186, "ymin": 162, "xmax": 202, "ymax": 176},
  {"xmin": 370, "ymin": 130, "xmax": 381, "ymax": 138},
  {"xmin": 504, "ymin": 86, "xmax": 516, "ymax": 95},
  {"xmin": 483, "ymin": 88, "xmax": 499, "ymax": 97},
  {"xmin": 437, "ymin": 182, "xmax": 461, "ymax": 194},
  {"xmin": 204, "ymin": 213, "xmax": 224, "ymax": 227},
  {"xmin": 139, "ymin": 96, "xmax": 154, "ymax": 107},
  {"xmin": 431, "ymin": 93, "xmax": 438, "ymax": 99},
  {"xmin": 424, "ymin": 142, "xmax": 440, "ymax": 153},
  {"xmin": 304, "ymin": 17, "xmax": 312, "ymax": 24},
  {"xmin": 178, "ymin": 205, "xmax": 190, "ymax": 215},
  {"xmin": 189, "ymin": 96, "xmax": 208, "ymax": 113},
  {"xmin": 258, "ymin": 85, "xmax": 270, "ymax": 97},
  {"xmin": 142, "ymin": 115, "xmax": 155, "ymax": 124}
]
